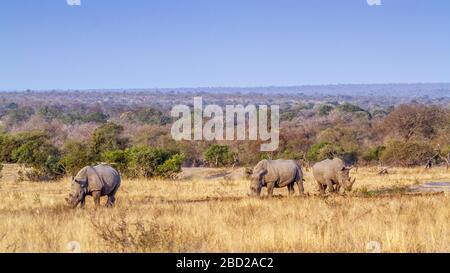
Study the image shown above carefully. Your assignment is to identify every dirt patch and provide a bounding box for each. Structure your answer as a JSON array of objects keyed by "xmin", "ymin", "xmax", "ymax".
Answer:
[
  {"xmin": 408, "ymin": 182, "xmax": 450, "ymax": 193},
  {"xmin": 0, "ymin": 164, "xmax": 21, "ymax": 182},
  {"xmin": 178, "ymin": 167, "xmax": 246, "ymax": 181}
]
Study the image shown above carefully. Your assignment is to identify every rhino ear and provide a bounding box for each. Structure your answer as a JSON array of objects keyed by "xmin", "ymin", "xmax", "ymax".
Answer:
[
  {"xmin": 74, "ymin": 179, "xmax": 87, "ymax": 186},
  {"xmin": 258, "ymin": 169, "xmax": 268, "ymax": 177}
]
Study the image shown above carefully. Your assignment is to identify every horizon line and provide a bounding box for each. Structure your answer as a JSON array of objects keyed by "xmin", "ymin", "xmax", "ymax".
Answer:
[{"xmin": 1, "ymin": 82, "xmax": 450, "ymax": 92}]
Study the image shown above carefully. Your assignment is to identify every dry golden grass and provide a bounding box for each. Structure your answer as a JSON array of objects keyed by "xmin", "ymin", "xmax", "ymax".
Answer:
[{"xmin": 0, "ymin": 165, "xmax": 449, "ymax": 253}]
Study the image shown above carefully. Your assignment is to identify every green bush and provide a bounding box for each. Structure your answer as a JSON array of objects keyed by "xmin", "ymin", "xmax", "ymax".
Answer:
[
  {"xmin": 11, "ymin": 133, "xmax": 53, "ymax": 165},
  {"xmin": 0, "ymin": 133, "xmax": 23, "ymax": 163},
  {"xmin": 101, "ymin": 149, "xmax": 128, "ymax": 174},
  {"xmin": 114, "ymin": 146, "xmax": 184, "ymax": 178},
  {"xmin": 336, "ymin": 103, "xmax": 372, "ymax": 119},
  {"xmin": 362, "ymin": 145, "xmax": 386, "ymax": 163},
  {"xmin": 278, "ymin": 149, "xmax": 305, "ymax": 161},
  {"xmin": 336, "ymin": 103, "xmax": 364, "ymax": 113},
  {"xmin": 7, "ymin": 131, "xmax": 64, "ymax": 180},
  {"xmin": 38, "ymin": 105, "xmax": 109, "ymax": 124},
  {"xmin": 372, "ymin": 109, "xmax": 388, "ymax": 118},
  {"xmin": 317, "ymin": 105, "xmax": 334, "ymax": 116},
  {"xmin": 6, "ymin": 106, "xmax": 34, "ymax": 125},
  {"xmin": 135, "ymin": 107, "xmax": 171, "ymax": 125},
  {"xmin": 204, "ymin": 144, "xmax": 236, "ymax": 167},
  {"xmin": 81, "ymin": 111, "xmax": 109, "ymax": 123},
  {"xmin": 306, "ymin": 142, "xmax": 344, "ymax": 162},
  {"xmin": 60, "ymin": 141, "xmax": 93, "ymax": 176},
  {"xmin": 38, "ymin": 105, "xmax": 62, "ymax": 122},
  {"xmin": 156, "ymin": 153, "xmax": 186, "ymax": 178},
  {"xmin": 380, "ymin": 140, "xmax": 435, "ymax": 167},
  {"xmin": 90, "ymin": 122, "xmax": 129, "ymax": 160}
]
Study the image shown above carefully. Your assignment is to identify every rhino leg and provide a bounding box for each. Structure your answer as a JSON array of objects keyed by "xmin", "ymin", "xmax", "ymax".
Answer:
[
  {"xmin": 287, "ymin": 183, "xmax": 295, "ymax": 196},
  {"xmin": 80, "ymin": 197, "xmax": 86, "ymax": 209},
  {"xmin": 296, "ymin": 180, "xmax": 304, "ymax": 196},
  {"xmin": 92, "ymin": 191, "xmax": 101, "ymax": 207},
  {"xmin": 267, "ymin": 183, "xmax": 275, "ymax": 198},
  {"xmin": 106, "ymin": 196, "xmax": 116, "ymax": 207},
  {"xmin": 106, "ymin": 183, "xmax": 119, "ymax": 207},
  {"xmin": 335, "ymin": 184, "xmax": 341, "ymax": 194},
  {"xmin": 317, "ymin": 182, "xmax": 326, "ymax": 195},
  {"xmin": 326, "ymin": 180, "xmax": 336, "ymax": 193}
]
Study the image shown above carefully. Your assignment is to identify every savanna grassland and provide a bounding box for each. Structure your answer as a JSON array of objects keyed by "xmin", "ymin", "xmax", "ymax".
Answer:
[{"xmin": 0, "ymin": 165, "xmax": 449, "ymax": 253}]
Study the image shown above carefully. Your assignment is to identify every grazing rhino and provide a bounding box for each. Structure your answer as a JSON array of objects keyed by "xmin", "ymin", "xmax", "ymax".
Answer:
[
  {"xmin": 249, "ymin": 159, "xmax": 304, "ymax": 198},
  {"xmin": 312, "ymin": 158, "xmax": 355, "ymax": 194},
  {"xmin": 66, "ymin": 164, "xmax": 121, "ymax": 208}
]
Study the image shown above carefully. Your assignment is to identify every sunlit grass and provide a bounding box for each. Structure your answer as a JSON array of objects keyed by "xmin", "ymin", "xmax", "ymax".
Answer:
[{"xmin": 0, "ymin": 166, "xmax": 449, "ymax": 252}]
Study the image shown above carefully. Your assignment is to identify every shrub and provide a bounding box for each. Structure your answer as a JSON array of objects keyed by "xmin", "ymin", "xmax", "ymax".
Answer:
[
  {"xmin": 81, "ymin": 111, "xmax": 109, "ymax": 123},
  {"xmin": 372, "ymin": 109, "xmax": 388, "ymax": 118},
  {"xmin": 380, "ymin": 140, "xmax": 435, "ymax": 167},
  {"xmin": 11, "ymin": 131, "xmax": 64, "ymax": 180},
  {"xmin": 0, "ymin": 133, "xmax": 22, "ymax": 163},
  {"xmin": 60, "ymin": 141, "xmax": 93, "ymax": 176},
  {"xmin": 362, "ymin": 145, "xmax": 386, "ymax": 163},
  {"xmin": 336, "ymin": 103, "xmax": 364, "ymax": 113},
  {"xmin": 278, "ymin": 149, "xmax": 305, "ymax": 161},
  {"xmin": 121, "ymin": 146, "xmax": 183, "ymax": 178},
  {"xmin": 101, "ymin": 149, "xmax": 128, "ymax": 174},
  {"xmin": 6, "ymin": 106, "xmax": 34, "ymax": 125},
  {"xmin": 204, "ymin": 144, "xmax": 236, "ymax": 167},
  {"xmin": 341, "ymin": 151, "xmax": 359, "ymax": 166},
  {"xmin": 156, "ymin": 153, "xmax": 186, "ymax": 178},
  {"xmin": 317, "ymin": 105, "xmax": 334, "ymax": 116},
  {"xmin": 37, "ymin": 105, "xmax": 62, "ymax": 122},
  {"xmin": 135, "ymin": 107, "xmax": 171, "ymax": 125},
  {"xmin": 306, "ymin": 142, "xmax": 344, "ymax": 162},
  {"xmin": 90, "ymin": 123, "xmax": 129, "ymax": 160},
  {"xmin": 90, "ymin": 215, "xmax": 203, "ymax": 252},
  {"xmin": 382, "ymin": 104, "xmax": 446, "ymax": 141}
]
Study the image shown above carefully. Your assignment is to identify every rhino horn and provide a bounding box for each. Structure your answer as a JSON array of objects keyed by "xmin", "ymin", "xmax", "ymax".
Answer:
[{"xmin": 342, "ymin": 166, "xmax": 353, "ymax": 171}]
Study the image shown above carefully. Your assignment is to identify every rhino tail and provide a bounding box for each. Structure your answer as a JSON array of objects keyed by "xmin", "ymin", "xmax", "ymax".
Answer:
[{"xmin": 295, "ymin": 166, "xmax": 304, "ymax": 183}]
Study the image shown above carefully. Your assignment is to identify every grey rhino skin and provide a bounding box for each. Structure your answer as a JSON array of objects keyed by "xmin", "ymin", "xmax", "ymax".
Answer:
[
  {"xmin": 249, "ymin": 159, "xmax": 304, "ymax": 198},
  {"xmin": 66, "ymin": 164, "xmax": 121, "ymax": 208},
  {"xmin": 312, "ymin": 158, "xmax": 355, "ymax": 194}
]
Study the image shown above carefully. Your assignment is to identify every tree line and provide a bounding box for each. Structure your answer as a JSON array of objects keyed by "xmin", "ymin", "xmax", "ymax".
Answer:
[{"xmin": 0, "ymin": 100, "xmax": 449, "ymax": 181}]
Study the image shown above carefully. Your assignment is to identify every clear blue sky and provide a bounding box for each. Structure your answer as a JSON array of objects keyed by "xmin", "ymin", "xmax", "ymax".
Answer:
[{"xmin": 1, "ymin": 0, "xmax": 449, "ymax": 90}]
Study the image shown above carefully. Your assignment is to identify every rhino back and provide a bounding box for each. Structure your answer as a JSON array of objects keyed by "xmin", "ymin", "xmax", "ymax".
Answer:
[
  {"xmin": 92, "ymin": 164, "xmax": 121, "ymax": 195},
  {"xmin": 266, "ymin": 160, "xmax": 300, "ymax": 186},
  {"xmin": 313, "ymin": 158, "xmax": 344, "ymax": 182}
]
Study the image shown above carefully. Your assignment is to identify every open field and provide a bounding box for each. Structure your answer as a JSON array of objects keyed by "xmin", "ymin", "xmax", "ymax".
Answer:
[{"xmin": 0, "ymin": 165, "xmax": 449, "ymax": 253}]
